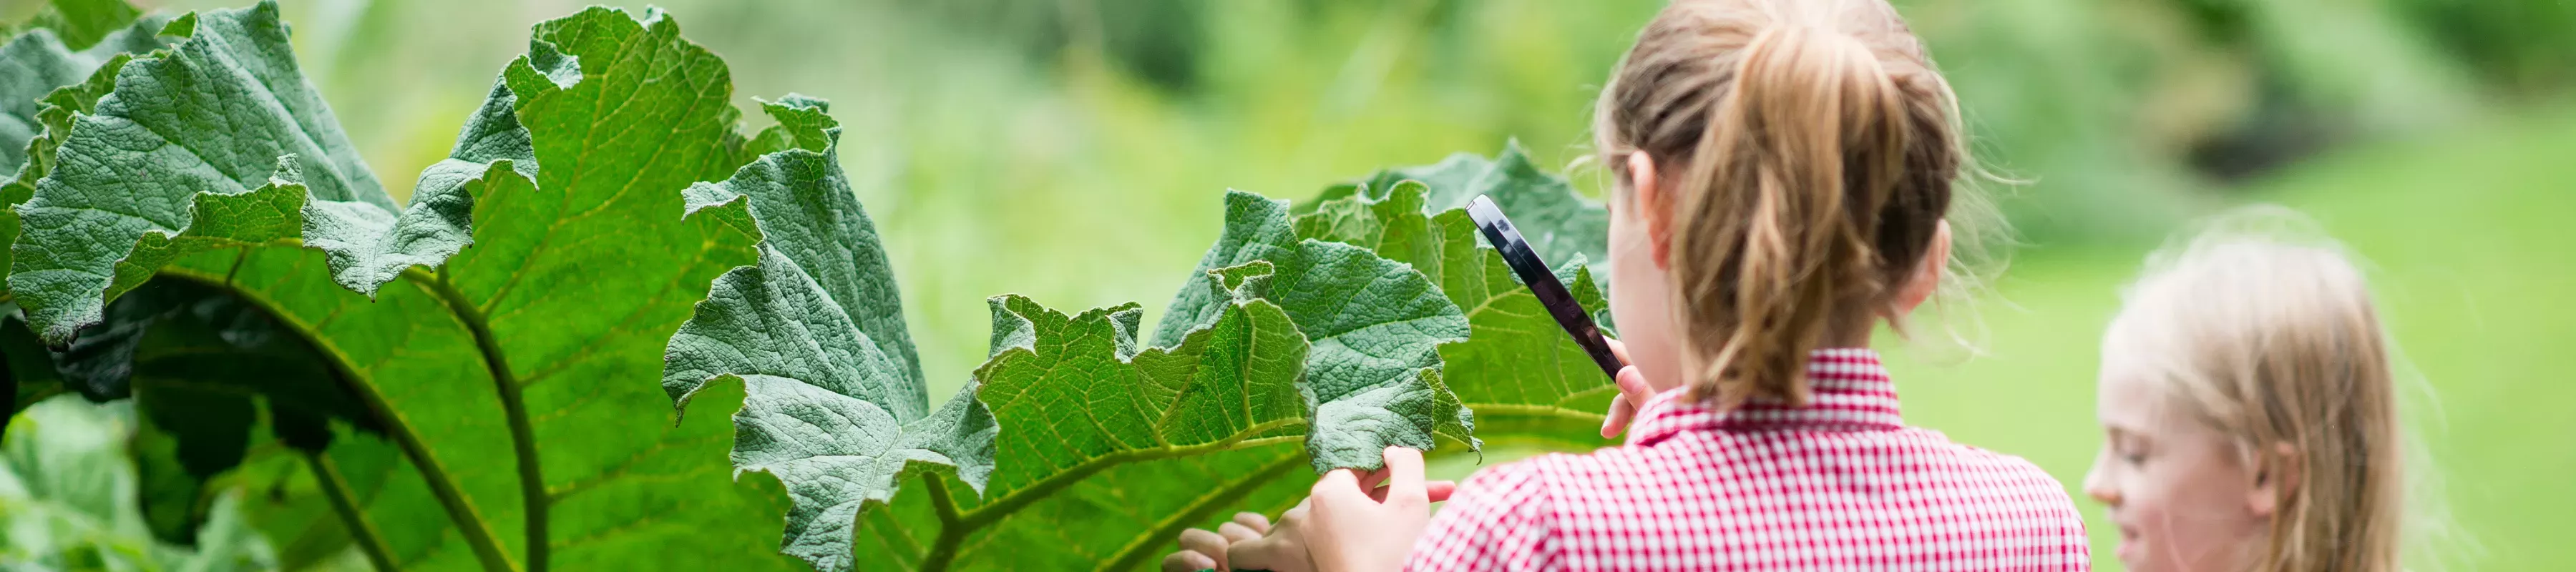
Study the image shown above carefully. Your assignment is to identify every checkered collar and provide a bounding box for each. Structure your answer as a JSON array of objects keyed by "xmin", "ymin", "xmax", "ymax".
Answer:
[{"xmin": 1623, "ymin": 348, "xmax": 1906, "ymax": 446}]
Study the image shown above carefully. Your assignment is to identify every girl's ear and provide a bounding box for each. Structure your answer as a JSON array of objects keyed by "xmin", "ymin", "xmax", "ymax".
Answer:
[
  {"xmin": 2248, "ymin": 441, "xmax": 2301, "ymax": 518},
  {"xmin": 1890, "ymin": 220, "xmax": 1950, "ymax": 315},
  {"xmin": 1626, "ymin": 152, "xmax": 1674, "ymax": 270}
]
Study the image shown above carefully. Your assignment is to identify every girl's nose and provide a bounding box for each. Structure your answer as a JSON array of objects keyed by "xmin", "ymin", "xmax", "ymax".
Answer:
[{"xmin": 2081, "ymin": 453, "xmax": 2120, "ymax": 506}]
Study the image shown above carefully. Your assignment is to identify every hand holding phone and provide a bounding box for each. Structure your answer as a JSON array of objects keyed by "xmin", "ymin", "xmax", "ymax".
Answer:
[
  {"xmin": 1465, "ymin": 196, "xmax": 1662, "ymax": 438},
  {"xmin": 1465, "ymin": 195, "xmax": 1624, "ymax": 380}
]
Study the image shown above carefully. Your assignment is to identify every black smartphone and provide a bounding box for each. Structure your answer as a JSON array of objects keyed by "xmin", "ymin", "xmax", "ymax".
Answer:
[{"xmin": 1464, "ymin": 195, "xmax": 1624, "ymax": 380}]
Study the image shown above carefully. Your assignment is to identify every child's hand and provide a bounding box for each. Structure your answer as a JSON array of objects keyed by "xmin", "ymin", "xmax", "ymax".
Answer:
[
  {"xmin": 1599, "ymin": 337, "xmax": 1656, "ymax": 438},
  {"xmin": 1163, "ymin": 450, "xmax": 1458, "ymax": 572},
  {"xmin": 1304, "ymin": 447, "xmax": 1455, "ymax": 572},
  {"xmin": 1162, "ymin": 508, "xmax": 1307, "ymax": 572}
]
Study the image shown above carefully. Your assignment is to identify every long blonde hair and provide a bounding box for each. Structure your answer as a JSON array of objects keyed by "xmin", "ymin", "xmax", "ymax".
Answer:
[
  {"xmin": 2101, "ymin": 207, "xmax": 2404, "ymax": 572},
  {"xmin": 1591, "ymin": 0, "xmax": 1975, "ymax": 407}
]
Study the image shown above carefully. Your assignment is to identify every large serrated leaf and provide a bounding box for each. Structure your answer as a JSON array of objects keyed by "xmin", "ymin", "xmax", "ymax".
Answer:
[
  {"xmin": 670, "ymin": 173, "xmax": 1475, "ymax": 569},
  {"xmin": 0, "ymin": 4, "xmax": 167, "ymax": 179},
  {"xmin": 1314, "ymin": 141, "xmax": 1611, "ymax": 287},
  {"xmin": 1153, "ymin": 190, "xmax": 1477, "ymax": 471},
  {"xmin": 11, "ymin": 0, "xmax": 392, "ymax": 345},
  {"xmin": 3, "ymin": 1, "xmax": 1637, "ymax": 570},
  {"xmin": 14, "ymin": 3, "xmax": 836, "ymax": 570},
  {"xmin": 663, "ymin": 94, "xmax": 996, "ymax": 571},
  {"xmin": 1299, "ymin": 151, "xmax": 1624, "ymax": 450},
  {"xmin": 832, "ymin": 260, "xmax": 1343, "ymax": 571},
  {"xmin": 0, "ymin": 3, "xmax": 174, "ymax": 293}
]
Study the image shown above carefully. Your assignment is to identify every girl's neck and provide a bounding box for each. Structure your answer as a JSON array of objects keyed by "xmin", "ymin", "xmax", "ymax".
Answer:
[{"xmin": 1820, "ymin": 312, "xmax": 1878, "ymax": 349}]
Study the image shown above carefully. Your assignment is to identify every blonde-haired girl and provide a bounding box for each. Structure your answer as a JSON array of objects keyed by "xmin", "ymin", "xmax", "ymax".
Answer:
[
  {"xmin": 1166, "ymin": 0, "xmax": 2089, "ymax": 569},
  {"xmin": 2084, "ymin": 208, "xmax": 2404, "ymax": 572}
]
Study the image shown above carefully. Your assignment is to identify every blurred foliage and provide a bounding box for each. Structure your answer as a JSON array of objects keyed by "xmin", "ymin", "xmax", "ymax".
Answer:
[
  {"xmin": 1882, "ymin": 104, "xmax": 2576, "ymax": 572},
  {"xmin": 132, "ymin": 0, "xmax": 2537, "ymax": 396},
  {"xmin": 0, "ymin": 396, "xmax": 277, "ymax": 571},
  {"xmin": 2396, "ymin": 0, "xmax": 2576, "ymax": 94}
]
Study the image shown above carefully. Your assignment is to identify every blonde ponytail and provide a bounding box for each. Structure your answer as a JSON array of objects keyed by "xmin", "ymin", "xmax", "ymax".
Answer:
[{"xmin": 1594, "ymin": 0, "xmax": 1967, "ymax": 408}]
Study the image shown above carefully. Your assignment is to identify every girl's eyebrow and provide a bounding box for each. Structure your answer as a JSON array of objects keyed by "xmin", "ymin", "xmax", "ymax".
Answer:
[{"xmin": 2100, "ymin": 423, "xmax": 2143, "ymax": 443}]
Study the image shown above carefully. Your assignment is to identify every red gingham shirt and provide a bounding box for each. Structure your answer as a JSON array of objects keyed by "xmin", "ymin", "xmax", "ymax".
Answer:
[{"xmin": 1408, "ymin": 349, "xmax": 2088, "ymax": 571}]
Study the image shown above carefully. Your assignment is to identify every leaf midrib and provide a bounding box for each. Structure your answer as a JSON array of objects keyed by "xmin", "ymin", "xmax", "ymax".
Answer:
[
  {"xmin": 418, "ymin": 268, "xmax": 548, "ymax": 572},
  {"xmin": 914, "ymin": 418, "xmax": 1307, "ymax": 571},
  {"xmin": 157, "ymin": 265, "xmax": 523, "ymax": 572},
  {"xmin": 1093, "ymin": 453, "xmax": 1304, "ymax": 572}
]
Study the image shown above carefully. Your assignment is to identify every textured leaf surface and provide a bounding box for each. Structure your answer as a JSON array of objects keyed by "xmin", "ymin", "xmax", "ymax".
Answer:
[
  {"xmin": 3, "ymin": 1, "xmax": 1631, "ymax": 569},
  {"xmin": 663, "ymin": 96, "xmax": 995, "ymax": 571},
  {"xmin": 660, "ymin": 102, "xmax": 1467, "ymax": 568},
  {"xmin": 673, "ymin": 175, "xmax": 1473, "ymax": 569},
  {"xmin": 0, "ymin": 6, "xmax": 172, "ymax": 285},
  {"xmin": 11, "ymin": 0, "xmax": 392, "ymax": 345},
  {"xmin": 14, "ymin": 3, "xmax": 832, "ymax": 570},
  {"xmin": 1298, "ymin": 163, "xmax": 1622, "ymax": 450},
  {"xmin": 1319, "ymin": 141, "xmax": 1611, "ymax": 288},
  {"xmin": 1152, "ymin": 190, "xmax": 1475, "ymax": 471},
  {"xmin": 0, "ymin": 5, "xmax": 167, "ymax": 179},
  {"xmin": 836, "ymin": 265, "xmax": 1324, "ymax": 571}
]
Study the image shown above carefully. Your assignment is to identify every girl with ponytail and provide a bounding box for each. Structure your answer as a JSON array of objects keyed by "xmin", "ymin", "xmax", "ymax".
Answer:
[{"xmin": 1167, "ymin": 0, "xmax": 2088, "ymax": 569}]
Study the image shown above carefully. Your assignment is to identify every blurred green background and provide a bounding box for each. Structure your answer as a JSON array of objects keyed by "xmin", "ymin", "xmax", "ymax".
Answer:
[{"xmin": 3, "ymin": 0, "xmax": 2569, "ymax": 569}]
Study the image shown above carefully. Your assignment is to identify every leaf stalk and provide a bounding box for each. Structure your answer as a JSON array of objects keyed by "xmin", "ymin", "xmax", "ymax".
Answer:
[
  {"xmin": 916, "ymin": 419, "xmax": 1307, "ymax": 571},
  {"xmin": 157, "ymin": 268, "xmax": 521, "ymax": 572},
  {"xmin": 411, "ymin": 268, "xmax": 548, "ymax": 572},
  {"xmin": 308, "ymin": 451, "xmax": 401, "ymax": 571}
]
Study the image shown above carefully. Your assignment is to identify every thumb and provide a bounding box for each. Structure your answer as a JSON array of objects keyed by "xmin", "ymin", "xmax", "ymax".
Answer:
[
  {"xmin": 1601, "ymin": 398, "xmax": 1636, "ymax": 439},
  {"xmin": 1311, "ymin": 468, "xmax": 1366, "ymax": 503},
  {"xmin": 1380, "ymin": 447, "xmax": 1428, "ymax": 506}
]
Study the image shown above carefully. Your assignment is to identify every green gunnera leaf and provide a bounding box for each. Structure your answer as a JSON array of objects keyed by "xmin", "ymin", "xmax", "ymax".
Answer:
[
  {"xmin": 11, "ymin": 2, "xmax": 843, "ymax": 570},
  {"xmin": 1312, "ymin": 140, "xmax": 1612, "ymax": 288},
  {"xmin": 1153, "ymin": 190, "xmax": 1478, "ymax": 471},
  {"xmin": 663, "ymin": 94, "xmax": 997, "ymax": 571},
  {"xmin": 4, "ymin": 0, "xmax": 1629, "ymax": 569},
  {"xmin": 1300, "ymin": 145, "xmax": 1625, "ymax": 449},
  {"xmin": 13, "ymin": 0, "xmax": 147, "ymax": 51},
  {"xmin": 671, "ymin": 177, "xmax": 1476, "ymax": 570},
  {"xmin": 1, "ymin": 0, "xmax": 175, "ymax": 290}
]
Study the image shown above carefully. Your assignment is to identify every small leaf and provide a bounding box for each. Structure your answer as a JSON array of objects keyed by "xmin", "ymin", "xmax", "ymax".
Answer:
[{"xmin": 19, "ymin": 0, "xmax": 145, "ymax": 51}]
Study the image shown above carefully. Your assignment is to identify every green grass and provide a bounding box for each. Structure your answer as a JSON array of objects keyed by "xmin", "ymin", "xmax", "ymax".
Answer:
[{"xmin": 1892, "ymin": 105, "xmax": 2576, "ymax": 570}]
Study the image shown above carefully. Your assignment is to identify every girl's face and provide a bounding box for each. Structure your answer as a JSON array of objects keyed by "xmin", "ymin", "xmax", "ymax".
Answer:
[
  {"xmin": 1604, "ymin": 157, "xmax": 1685, "ymax": 393},
  {"xmin": 2082, "ymin": 369, "xmax": 2271, "ymax": 572}
]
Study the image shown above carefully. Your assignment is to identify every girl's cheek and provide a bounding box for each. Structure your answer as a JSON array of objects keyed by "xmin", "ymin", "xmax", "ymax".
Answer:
[{"xmin": 1604, "ymin": 215, "xmax": 1683, "ymax": 390}]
